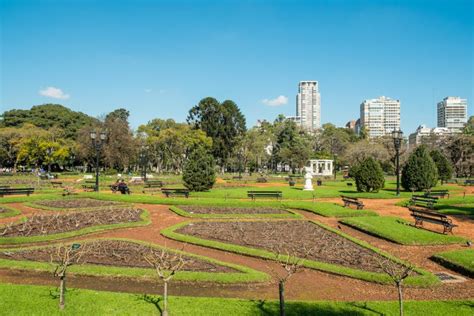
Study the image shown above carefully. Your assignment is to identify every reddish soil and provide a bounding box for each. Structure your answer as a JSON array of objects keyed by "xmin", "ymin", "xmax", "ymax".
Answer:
[
  {"xmin": 32, "ymin": 198, "xmax": 119, "ymax": 209},
  {"xmin": 0, "ymin": 240, "xmax": 234, "ymax": 273},
  {"xmin": 1, "ymin": 202, "xmax": 473, "ymax": 302},
  {"xmin": 178, "ymin": 205, "xmax": 288, "ymax": 215}
]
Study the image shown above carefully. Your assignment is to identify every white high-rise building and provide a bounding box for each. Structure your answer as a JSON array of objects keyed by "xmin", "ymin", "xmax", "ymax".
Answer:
[
  {"xmin": 437, "ymin": 96, "xmax": 468, "ymax": 132},
  {"xmin": 359, "ymin": 96, "xmax": 400, "ymax": 138},
  {"xmin": 296, "ymin": 81, "xmax": 321, "ymax": 130}
]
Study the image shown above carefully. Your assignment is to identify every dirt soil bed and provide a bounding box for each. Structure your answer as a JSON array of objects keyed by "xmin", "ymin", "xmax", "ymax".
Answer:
[
  {"xmin": 0, "ymin": 207, "xmax": 7, "ymax": 214},
  {"xmin": 176, "ymin": 221, "xmax": 404, "ymax": 273},
  {"xmin": 178, "ymin": 205, "xmax": 288, "ymax": 215},
  {"xmin": 0, "ymin": 240, "xmax": 234, "ymax": 273},
  {"xmin": 0, "ymin": 208, "xmax": 143, "ymax": 237},
  {"xmin": 33, "ymin": 198, "xmax": 119, "ymax": 209}
]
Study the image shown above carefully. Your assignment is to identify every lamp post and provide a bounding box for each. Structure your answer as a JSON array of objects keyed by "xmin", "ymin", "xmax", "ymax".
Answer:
[
  {"xmin": 140, "ymin": 145, "xmax": 149, "ymax": 182},
  {"xmin": 333, "ymin": 154, "xmax": 338, "ymax": 180},
  {"xmin": 392, "ymin": 129, "xmax": 403, "ymax": 196},
  {"xmin": 90, "ymin": 131, "xmax": 107, "ymax": 192}
]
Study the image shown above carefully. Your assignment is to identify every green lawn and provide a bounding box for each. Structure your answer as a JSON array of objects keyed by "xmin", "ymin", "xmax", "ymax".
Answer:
[
  {"xmin": 1, "ymin": 283, "xmax": 472, "ymax": 316},
  {"xmin": 431, "ymin": 249, "xmax": 474, "ymax": 278},
  {"xmin": 340, "ymin": 216, "xmax": 465, "ymax": 245},
  {"xmin": 397, "ymin": 196, "xmax": 474, "ymax": 217},
  {"xmin": 0, "ymin": 205, "xmax": 21, "ymax": 218},
  {"xmin": 162, "ymin": 220, "xmax": 438, "ymax": 286},
  {"xmin": 285, "ymin": 201, "xmax": 378, "ymax": 217}
]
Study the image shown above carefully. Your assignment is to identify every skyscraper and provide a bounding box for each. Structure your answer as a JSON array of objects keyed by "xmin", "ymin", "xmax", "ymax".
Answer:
[
  {"xmin": 359, "ymin": 96, "xmax": 400, "ymax": 138},
  {"xmin": 437, "ymin": 96, "xmax": 468, "ymax": 132},
  {"xmin": 296, "ymin": 81, "xmax": 321, "ymax": 130}
]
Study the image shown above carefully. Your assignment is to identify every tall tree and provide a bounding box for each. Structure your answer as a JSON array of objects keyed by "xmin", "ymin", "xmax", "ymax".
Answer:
[
  {"xmin": 430, "ymin": 149, "xmax": 453, "ymax": 184},
  {"xmin": 401, "ymin": 145, "xmax": 438, "ymax": 191}
]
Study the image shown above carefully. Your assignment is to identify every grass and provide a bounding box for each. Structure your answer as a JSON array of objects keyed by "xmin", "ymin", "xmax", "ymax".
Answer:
[
  {"xmin": 169, "ymin": 205, "xmax": 302, "ymax": 219},
  {"xmin": 0, "ymin": 205, "xmax": 21, "ymax": 218},
  {"xmin": 0, "ymin": 238, "xmax": 269, "ymax": 283},
  {"xmin": 397, "ymin": 196, "xmax": 474, "ymax": 217},
  {"xmin": 1, "ymin": 283, "xmax": 473, "ymax": 316},
  {"xmin": 340, "ymin": 216, "xmax": 465, "ymax": 245},
  {"xmin": 285, "ymin": 201, "xmax": 378, "ymax": 218},
  {"xmin": 431, "ymin": 249, "xmax": 474, "ymax": 278},
  {"xmin": 0, "ymin": 209, "xmax": 151, "ymax": 245},
  {"xmin": 161, "ymin": 220, "xmax": 439, "ymax": 286}
]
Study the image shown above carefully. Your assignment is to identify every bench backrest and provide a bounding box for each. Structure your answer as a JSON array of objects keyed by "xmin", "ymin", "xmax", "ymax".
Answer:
[
  {"xmin": 410, "ymin": 208, "xmax": 447, "ymax": 219},
  {"xmin": 341, "ymin": 195, "xmax": 358, "ymax": 201}
]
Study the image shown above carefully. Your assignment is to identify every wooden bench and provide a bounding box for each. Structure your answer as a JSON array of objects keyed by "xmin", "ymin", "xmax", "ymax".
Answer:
[
  {"xmin": 409, "ymin": 195, "xmax": 438, "ymax": 210},
  {"xmin": 50, "ymin": 181, "xmax": 63, "ymax": 188},
  {"xmin": 0, "ymin": 187, "xmax": 35, "ymax": 197},
  {"xmin": 142, "ymin": 180, "xmax": 164, "ymax": 194},
  {"xmin": 409, "ymin": 208, "xmax": 457, "ymax": 234},
  {"xmin": 341, "ymin": 195, "xmax": 364, "ymax": 210},
  {"xmin": 256, "ymin": 177, "xmax": 267, "ymax": 183},
  {"xmin": 346, "ymin": 182, "xmax": 353, "ymax": 187},
  {"xmin": 0, "ymin": 173, "xmax": 13, "ymax": 176},
  {"xmin": 232, "ymin": 176, "xmax": 243, "ymax": 180},
  {"xmin": 161, "ymin": 188, "xmax": 190, "ymax": 198},
  {"xmin": 464, "ymin": 180, "xmax": 474, "ymax": 186},
  {"xmin": 82, "ymin": 180, "xmax": 96, "ymax": 191},
  {"xmin": 247, "ymin": 190, "xmax": 282, "ymax": 201},
  {"xmin": 445, "ymin": 179, "xmax": 457, "ymax": 184},
  {"xmin": 424, "ymin": 190, "xmax": 449, "ymax": 199},
  {"xmin": 0, "ymin": 185, "xmax": 10, "ymax": 189}
]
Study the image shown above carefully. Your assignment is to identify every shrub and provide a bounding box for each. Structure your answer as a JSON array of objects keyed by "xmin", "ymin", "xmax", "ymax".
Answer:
[
  {"xmin": 353, "ymin": 157, "xmax": 385, "ymax": 192},
  {"xmin": 401, "ymin": 145, "xmax": 438, "ymax": 191},
  {"xmin": 183, "ymin": 146, "xmax": 216, "ymax": 191},
  {"xmin": 430, "ymin": 149, "xmax": 453, "ymax": 184}
]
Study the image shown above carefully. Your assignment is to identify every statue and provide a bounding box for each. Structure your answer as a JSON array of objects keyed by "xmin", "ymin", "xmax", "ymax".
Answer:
[{"xmin": 303, "ymin": 166, "xmax": 314, "ymax": 191}]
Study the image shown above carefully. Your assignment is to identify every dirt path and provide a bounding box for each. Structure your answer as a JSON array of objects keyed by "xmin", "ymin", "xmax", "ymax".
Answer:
[{"xmin": 1, "ymin": 203, "xmax": 473, "ymax": 301}]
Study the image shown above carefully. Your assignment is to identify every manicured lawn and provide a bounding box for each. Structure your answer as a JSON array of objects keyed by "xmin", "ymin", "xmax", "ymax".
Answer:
[
  {"xmin": 285, "ymin": 201, "xmax": 378, "ymax": 217},
  {"xmin": 431, "ymin": 249, "xmax": 474, "ymax": 278},
  {"xmin": 0, "ymin": 205, "xmax": 21, "ymax": 218},
  {"xmin": 1, "ymin": 283, "xmax": 473, "ymax": 315},
  {"xmin": 340, "ymin": 216, "xmax": 466, "ymax": 245},
  {"xmin": 397, "ymin": 196, "xmax": 474, "ymax": 217}
]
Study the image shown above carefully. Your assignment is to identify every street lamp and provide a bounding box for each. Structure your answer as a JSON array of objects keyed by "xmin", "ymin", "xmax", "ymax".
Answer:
[
  {"xmin": 90, "ymin": 131, "xmax": 107, "ymax": 192},
  {"xmin": 392, "ymin": 129, "xmax": 403, "ymax": 196},
  {"xmin": 140, "ymin": 145, "xmax": 149, "ymax": 182}
]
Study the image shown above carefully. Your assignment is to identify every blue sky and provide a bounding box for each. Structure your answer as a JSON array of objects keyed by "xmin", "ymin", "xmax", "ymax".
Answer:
[{"xmin": 1, "ymin": 0, "xmax": 473, "ymax": 133}]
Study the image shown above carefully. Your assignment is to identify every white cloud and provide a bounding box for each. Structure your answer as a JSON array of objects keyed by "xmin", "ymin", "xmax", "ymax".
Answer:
[
  {"xmin": 39, "ymin": 86, "xmax": 70, "ymax": 99},
  {"xmin": 262, "ymin": 95, "xmax": 288, "ymax": 106}
]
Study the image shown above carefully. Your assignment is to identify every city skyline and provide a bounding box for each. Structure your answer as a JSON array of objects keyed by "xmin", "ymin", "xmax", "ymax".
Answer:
[{"xmin": 1, "ymin": 0, "xmax": 473, "ymax": 133}]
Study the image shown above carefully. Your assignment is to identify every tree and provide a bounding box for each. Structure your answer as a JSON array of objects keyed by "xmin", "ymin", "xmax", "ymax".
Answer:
[
  {"xmin": 50, "ymin": 243, "xmax": 87, "ymax": 310},
  {"xmin": 401, "ymin": 145, "xmax": 438, "ymax": 191},
  {"xmin": 377, "ymin": 259, "xmax": 414, "ymax": 316},
  {"xmin": 446, "ymin": 135, "xmax": 474, "ymax": 178},
  {"xmin": 430, "ymin": 149, "xmax": 453, "ymax": 184},
  {"xmin": 187, "ymin": 97, "xmax": 246, "ymax": 168},
  {"xmin": 463, "ymin": 115, "xmax": 474, "ymax": 135},
  {"xmin": 144, "ymin": 248, "xmax": 189, "ymax": 316},
  {"xmin": 182, "ymin": 146, "xmax": 216, "ymax": 191},
  {"xmin": 352, "ymin": 157, "xmax": 385, "ymax": 192}
]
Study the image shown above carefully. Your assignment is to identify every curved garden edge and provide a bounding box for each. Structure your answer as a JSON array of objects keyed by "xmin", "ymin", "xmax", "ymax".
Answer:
[
  {"xmin": 0, "ymin": 205, "xmax": 22, "ymax": 219},
  {"xmin": 0, "ymin": 237, "xmax": 270, "ymax": 283},
  {"xmin": 0, "ymin": 210, "xmax": 151, "ymax": 245},
  {"xmin": 161, "ymin": 219, "xmax": 440, "ymax": 287},
  {"xmin": 168, "ymin": 205, "xmax": 302, "ymax": 219}
]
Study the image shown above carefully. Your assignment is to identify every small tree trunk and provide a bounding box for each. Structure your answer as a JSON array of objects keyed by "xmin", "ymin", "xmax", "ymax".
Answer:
[
  {"xmin": 279, "ymin": 280, "xmax": 285, "ymax": 316},
  {"xmin": 59, "ymin": 275, "xmax": 66, "ymax": 310},
  {"xmin": 397, "ymin": 281, "xmax": 403, "ymax": 316},
  {"xmin": 162, "ymin": 281, "xmax": 168, "ymax": 316}
]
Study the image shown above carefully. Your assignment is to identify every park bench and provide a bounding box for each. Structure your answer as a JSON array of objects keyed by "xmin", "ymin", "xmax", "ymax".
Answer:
[
  {"xmin": 346, "ymin": 182, "xmax": 353, "ymax": 187},
  {"xmin": 0, "ymin": 187, "xmax": 35, "ymax": 197},
  {"xmin": 341, "ymin": 195, "xmax": 364, "ymax": 210},
  {"xmin": 50, "ymin": 181, "xmax": 63, "ymax": 188},
  {"xmin": 409, "ymin": 195, "xmax": 438, "ymax": 210},
  {"xmin": 82, "ymin": 180, "xmax": 96, "ymax": 191},
  {"xmin": 247, "ymin": 190, "xmax": 282, "ymax": 201},
  {"xmin": 445, "ymin": 179, "xmax": 457, "ymax": 184},
  {"xmin": 464, "ymin": 180, "xmax": 474, "ymax": 186},
  {"xmin": 409, "ymin": 208, "xmax": 457, "ymax": 234},
  {"xmin": 232, "ymin": 175, "xmax": 243, "ymax": 180},
  {"xmin": 142, "ymin": 180, "xmax": 164, "ymax": 194},
  {"xmin": 256, "ymin": 177, "xmax": 267, "ymax": 183},
  {"xmin": 0, "ymin": 185, "xmax": 10, "ymax": 189},
  {"xmin": 161, "ymin": 188, "xmax": 190, "ymax": 198},
  {"xmin": 424, "ymin": 190, "xmax": 449, "ymax": 199},
  {"xmin": 0, "ymin": 173, "xmax": 13, "ymax": 176}
]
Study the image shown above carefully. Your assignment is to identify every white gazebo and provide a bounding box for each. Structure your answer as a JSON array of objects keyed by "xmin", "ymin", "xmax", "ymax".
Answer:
[{"xmin": 308, "ymin": 159, "xmax": 334, "ymax": 177}]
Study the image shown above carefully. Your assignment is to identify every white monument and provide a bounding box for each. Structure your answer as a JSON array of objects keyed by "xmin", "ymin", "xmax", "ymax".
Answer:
[
  {"xmin": 303, "ymin": 166, "xmax": 314, "ymax": 191},
  {"xmin": 308, "ymin": 159, "xmax": 334, "ymax": 177}
]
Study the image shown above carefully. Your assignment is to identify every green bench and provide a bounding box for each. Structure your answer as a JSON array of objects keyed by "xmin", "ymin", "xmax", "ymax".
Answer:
[
  {"xmin": 161, "ymin": 188, "xmax": 190, "ymax": 198},
  {"xmin": 409, "ymin": 195, "xmax": 438, "ymax": 210},
  {"xmin": 0, "ymin": 187, "xmax": 35, "ymax": 197},
  {"xmin": 142, "ymin": 180, "xmax": 164, "ymax": 194},
  {"xmin": 247, "ymin": 190, "xmax": 282, "ymax": 201},
  {"xmin": 409, "ymin": 208, "xmax": 457, "ymax": 234},
  {"xmin": 464, "ymin": 180, "xmax": 474, "ymax": 186},
  {"xmin": 424, "ymin": 190, "xmax": 449, "ymax": 199},
  {"xmin": 82, "ymin": 180, "xmax": 96, "ymax": 191}
]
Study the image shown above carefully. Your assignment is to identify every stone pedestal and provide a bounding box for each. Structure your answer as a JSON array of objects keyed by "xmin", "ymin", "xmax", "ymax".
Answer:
[{"xmin": 303, "ymin": 167, "xmax": 314, "ymax": 191}]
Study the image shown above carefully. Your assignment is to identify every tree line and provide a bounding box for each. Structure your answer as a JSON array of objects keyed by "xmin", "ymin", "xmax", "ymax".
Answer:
[{"xmin": 1, "ymin": 100, "xmax": 473, "ymax": 178}]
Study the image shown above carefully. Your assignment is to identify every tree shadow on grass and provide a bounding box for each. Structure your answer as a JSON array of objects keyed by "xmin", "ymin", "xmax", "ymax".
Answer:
[
  {"xmin": 137, "ymin": 294, "xmax": 163, "ymax": 314},
  {"xmin": 250, "ymin": 299, "xmax": 381, "ymax": 316},
  {"xmin": 436, "ymin": 205, "xmax": 474, "ymax": 216}
]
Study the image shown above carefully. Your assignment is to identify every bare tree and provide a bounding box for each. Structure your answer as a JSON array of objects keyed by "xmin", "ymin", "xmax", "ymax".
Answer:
[
  {"xmin": 266, "ymin": 245, "xmax": 314, "ymax": 316},
  {"xmin": 144, "ymin": 247, "xmax": 189, "ymax": 316},
  {"xmin": 378, "ymin": 259, "xmax": 414, "ymax": 316},
  {"xmin": 50, "ymin": 243, "xmax": 87, "ymax": 310}
]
